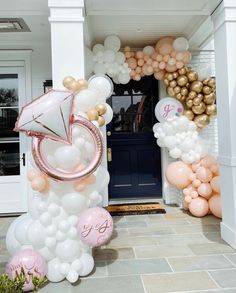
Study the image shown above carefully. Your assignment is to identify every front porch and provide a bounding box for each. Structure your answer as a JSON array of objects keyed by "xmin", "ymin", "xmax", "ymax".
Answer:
[{"xmin": 1, "ymin": 205, "xmax": 235, "ymax": 293}]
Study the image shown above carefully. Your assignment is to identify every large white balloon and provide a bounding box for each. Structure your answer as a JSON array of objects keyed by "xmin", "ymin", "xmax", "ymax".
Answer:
[
  {"xmin": 27, "ymin": 220, "xmax": 46, "ymax": 248},
  {"xmin": 14, "ymin": 214, "xmax": 32, "ymax": 245},
  {"xmin": 56, "ymin": 239, "xmax": 81, "ymax": 262},
  {"xmin": 54, "ymin": 145, "xmax": 81, "ymax": 170},
  {"xmin": 102, "ymin": 103, "xmax": 113, "ymax": 125},
  {"xmin": 47, "ymin": 258, "xmax": 65, "ymax": 282},
  {"xmin": 88, "ymin": 75, "xmax": 113, "ymax": 101},
  {"xmin": 173, "ymin": 37, "xmax": 189, "ymax": 51},
  {"xmin": 104, "ymin": 35, "xmax": 121, "ymax": 52},
  {"xmin": 79, "ymin": 253, "xmax": 95, "ymax": 276},
  {"xmin": 61, "ymin": 192, "xmax": 87, "ymax": 214},
  {"xmin": 74, "ymin": 89, "xmax": 97, "ymax": 112},
  {"xmin": 6, "ymin": 216, "xmax": 24, "ymax": 255},
  {"xmin": 94, "ymin": 63, "xmax": 106, "ymax": 75}
]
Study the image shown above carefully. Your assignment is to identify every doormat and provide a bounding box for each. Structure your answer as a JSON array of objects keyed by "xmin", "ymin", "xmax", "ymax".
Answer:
[{"xmin": 106, "ymin": 202, "xmax": 166, "ymax": 216}]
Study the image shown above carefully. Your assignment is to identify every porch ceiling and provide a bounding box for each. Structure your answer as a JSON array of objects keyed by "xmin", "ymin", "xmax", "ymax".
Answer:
[{"xmin": 85, "ymin": 0, "xmax": 222, "ymax": 49}]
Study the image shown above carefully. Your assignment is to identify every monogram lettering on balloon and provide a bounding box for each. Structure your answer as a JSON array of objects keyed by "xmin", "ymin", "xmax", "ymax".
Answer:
[
  {"xmin": 8, "ymin": 262, "xmax": 41, "ymax": 284},
  {"xmin": 163, "ymin": 104, "xmax": 174, "ymax": 118}
]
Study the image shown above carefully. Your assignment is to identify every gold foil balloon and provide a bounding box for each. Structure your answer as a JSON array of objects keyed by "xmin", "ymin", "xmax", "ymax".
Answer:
[
  {"xmin": 181, "ymin": 87, "xmax": 188, "ymax": 96},
  {"xmin": 194, "ymin": 114, "xmax": 210, "ymax": 129},
  {"xmin": 167, "ymin": 86, "xmax": 175, "ymax": 96},
  {"xmin": 67, "ymin": 80, "xmax": 82, "ymax": 92},
  {"xmin": 97, "ymin": 116, "xmax": 106, "ymax": 127},
  {"xmin": 192, "ymin": 102, "xmax": 206, "ymax": 115},
  {"xmin": 187, "ymin": 70, "xmax": 198, "ymax": 82},
  {"xmin": 169, "ymin": 80, "xmax": 177, "ymax": 88},
  {"xmin": 183, "ymin": 110, "xmax": 195, "ymax": 120},
  {"xmin": 203, "ymin": 93, "xmax": 216, "ymax": 104},
  {"xmin": 193, "ymin": 97, "xmax": 202, "ymax": 105},
  {"xmin": 186, "ymin": 99, "xmax": 193, "ymax": 108},
  {"xmin": 203, "ymin": 86, "xmax": 212, "ymax": 95},
  {"xmin": 188, "ymin": 91, "xmax": 197, "ymax": 99},
  {"xmin": 164, "ymin": 78, "xmax": 169, "ymax": 86},
  {"xmin": 63, "ymin": 76, "xmax": 75, "ymax": 88},
  {"xmin": 174, "ymin": 86, "xmax": 181, "ymax": 94},
  {"xmin": 207, "ymin": 78, "xmax": 216, "ymax": 88},
  {"xmin": 190, "ymin": 81, "xmax": 203, "ymax": 93},
  {"xmin": 77, "ymin": 79, "xmax": 88, "ymax": 90},
  {"xmin": 177, "ymin": 75, "xmax": 188, "ymax": 86},
  {"xmin": 95, "ymin": 104, "xmax": 107, "ymax": 115},
  {"xmin": 87, "ymin": 109, "xmax": 99, "ymax": 121},
  {"xmin": 206, "ymin": 104, "xmax": 217, "ymax": 116}
]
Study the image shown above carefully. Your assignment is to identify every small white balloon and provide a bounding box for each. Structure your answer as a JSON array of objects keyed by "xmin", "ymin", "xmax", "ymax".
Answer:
[
  {"xmin": 38, "ymin": 246, "xmax": 55, "ymax": 261},
  {"xmin": 48, "ymin": 203, "xmax": 60, "ymax": 217},
  {"xmin": 40, "ymin": 212, "xmax": 52, "ymax": 226},
  {"xmin": 102, "ymin": 103, "xmax": 113, "ymax": 125},
  {"xmin": 58, "ymin": 220, "xmax": 70, "ymax": 232},
  {"xmin": 68, "ymin": 227, "xmax": 78, "ymax": 239},
  {"xmin": 79, "ymin": 253, "xmax": 94, "ymax": 276},
  {"xmin": 103, "ymin": 50, "xmax": 116, "ymax": 63},
  {"xmin": 94, "ymin": 63, "xmax": 106, "ymax": 75},
  {"xmin": 71, "ymin": 259, "xmax": 83, "ymax": 272},
  {"xmin": 61, "ymin": 192, "xmax": 87, "ymax": 214},
  {"xmin": 45, "ymin": 237, "xmax": 57, "ymax": 248},
  {"xmin": 56, "ymin": 231, "xmax": 67, "ymax": 242},
  {"xmin": 92, "ymin": 44, "xmax": 105, "ymax": 54},
  {"xmin": 115, "ymin": 52, "xmax": 125, "ymax": 64},
  {"xmin": 60, "ymin": 263, "xmax": 71, "ymax": 276},
  {"xmin": 56, "ymin": 239, "xmax": 81, "ymax": 262},
  {"xmin": 66, "ymin": 270, "xmax": 79, "ymax": 283},
  {"xmin": 54, "ymin": 145, "xmax": 81, "ymax": 170},
  {"xmin": 46, "ymin": 224, "xmax": 57, "ymax": 236},
  {"xmin": 104, "ymin": 35, "xmax": 121, "ymax": 52},
  {"xmin": 47, "ymin": 258, "xmax": 65, "ymax": 282},
  {"xmin": 68, "ymin": 215, "xmax": 79, "ymax": 226},
  {"xmin": 118, "ymin": 73, "xmax": 130, "ymax": 84},
  {"xmin": 27, "ymin": 220, "xmax": 46, "ymax": 248},
  {"xmin": 143, "ymin": 45, "xmax": 155, "ymax": 56}
]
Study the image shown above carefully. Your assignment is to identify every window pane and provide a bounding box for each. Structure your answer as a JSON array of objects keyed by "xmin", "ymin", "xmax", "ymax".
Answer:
[
  {"xmin": 112, "ymin": 96, "xmax": 133, "ymax": 132},
  {"xmin": 0, "ymin": 108, "xmax": 19, "ymax": 139},
  {"xmin": 0, "ymin": 142, "xmax": 20, "ymax": 175},
  {"xmin": 133, "ymin": 95, "xmax": 153, "ymax": 133},
  {"xmin": 0, "ymin": 74, "xmax": 18, "ymax": 106}
]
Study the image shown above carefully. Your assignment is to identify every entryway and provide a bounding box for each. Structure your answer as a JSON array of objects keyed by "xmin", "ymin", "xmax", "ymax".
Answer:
[
  {"xmin": 107, "ymin": 76, "xmax": 162, "ymax": 200},
  {"xmin": 0, "ymin": 63, "xmax": 28, "ymax": 214}
]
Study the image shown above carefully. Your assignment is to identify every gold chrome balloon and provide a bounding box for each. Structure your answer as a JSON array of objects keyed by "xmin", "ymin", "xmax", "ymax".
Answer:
[
  {"xmin": 188, "ymin": 91, "xmax": 197, "ymax": 99},
  {"xmin": 174, "ymin": 86, "xmax": 181, "ymax": 94},
  {"xmin": 77, "ymin": 79, "xmax": 88, "ymax": 90},
  {"xmin": 87, "ymin": 109, "xmax": 99, "ymax": 121},
  {"xmin": 164, "ymin": 78, "xmax": 169, "ymax": 86},
  {"xmin": 206, "ymin": 104, "xmax": 217, "ymax": 116},
  {"xmin": 183, "ymin": 110, "xmax": 195, "ymax": 120},
  {"xmin": 192, "ymin": 102, "xmax": 206, "ymax": 115},
  {"xmin": 63, "ymin": 76, "xmax": 75, "ymax": 88},
  {"xmin": 194, "ymin": 114, "xmax": 210, "ymax": 129},
  {"xmin": 95, "ymin": 104, "xmax": 107, "ymax": 116},
  {"xmin": 170, "ymin": 80, "xmax": 177, "ymax": 88},
  {"xmin": 190, "ymin": 81, "xmax": 203, "ymax": 93},
  {"xmin": 97, "ymin": 116, "xmax": 106, "ymax": 127},
  {"xmin": 177, "ymin": 75, "xmax": 188, "ymax": 87},
  {"xmin": 181, "ymin": 87, "xmax": 188, "ymax": 96},
  {"xmin": 187, "ymin": 70, "xmax": 198, "ymax": 82},
  {"xmin": 167, "ymin": 86, "xmax": 175, "ymax": 96},
  {"xmin": 193, "ymin": 97, "xmax": 202, "ymax": 106},
  {"xmin": 203, "ymin": 93, "xmax": 216, "ymax": 105},
  {"xmin": 203, "ymin": 86, "xmax": 212, "ymax": 95}
]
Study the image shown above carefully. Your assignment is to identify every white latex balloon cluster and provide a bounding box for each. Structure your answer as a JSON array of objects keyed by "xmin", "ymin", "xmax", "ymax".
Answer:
[
  {"xmin": 92, "ymin": 35, "xmax": 131, "ymax": 84},
  {"xmin": 153, "ymin": 116, "xmax": 209, "ymax": 164},
  {"xmin": 6, "ymin": 75, "xmax": 113, "ymax": 285}
]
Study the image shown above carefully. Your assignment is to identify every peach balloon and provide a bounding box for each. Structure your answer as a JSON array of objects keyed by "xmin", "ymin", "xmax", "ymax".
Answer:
[
  {"xmin": 74, "ymin": 183, "xmax": 86, "ymax": 192},
  {"xmin": 191, "ymin": 162, "xmax": 201, "ymax": 172},
  {"xmin": 147, "ymin": 58, "xmax": 153, "ymax": 65},
  {"xmin": 210, "ymin": 164, "xmax": 219, "ymax": 174},
  {"xmin": 163, "ymin": 54, "xmax": 170, "ymax": 62},
  {"xmin": 144, "ymin": 56, "xmax": 149, "ymax": 62},
  {"xmin": 189, "ymin": 197, "xmax": 209, "ymax": 217},
  {"xmin": 130, "ymin": 70, "xmax": 136, "ymax": 77},
  {"xmin": 127, "ymin": 57, "xmax": 137, "ymax": 69},
  {"xmin": 176, "ymin": 52, "xmax": 184, "ymax": 61},
  {"xmin": 196, "ymin": 167, "xmax": 213, "ymax": 183},
  {"xmin": 166, "ymin": 161, "xmax": 192, "ymax": 189},
  {"xmin": 170, "ymin": 50, "xmax": 177, "ymax": 58},
  {"xmin": 183, "ymin": 188, "xmax": 190, "ymax": 196},
  {"xmin": 197, "ymin": 183, "xmax": 212, "ymax": 199},
  {"xmin": 182, "ymin": 51, "xmax": 192, "ymax": 64},
  {"xmin": 192, "ymin": 179, "xmax": 201, "ymax": 188},
  {"xmin": 159, "ymin": 61, "xmax": 166, "ymax": 70},
  {"xmin": 155, "ymin": 37, "xmax": 174, "ymax": 51},
  {"xmin": 191, "ymin": 190, "xmax": 198, "ymax": 198},
  {"xmin": 124, "ymin": 46, "xmax": 131, "ymax": 52},
  {"xmin": 168, "ymin": 57, "xmax": 176, "ymax": 66},
  {"xmin": 176, "ymin": 61, "xmax": 184, "ymax": 69},
  {"xmin": 136, "ymin": 51, "xmax": 144, "ymax": 59},
  {"xmin": 134, "ymin": 74, "xmax": 141, "ymax": 81},
  {"xmin": 146, "ymin": 66, "xmax": 154, "ymax": 75},
  {"xmin": 125, "ymin": 51, "xmax": 132, "ymax": 58},
  {"xmin": 154, "ymin": 70, "xmax": 165, "ymax": 80},
  {"xmin": 208, "ymin": 194, "xmax": 222, "ymax": 218},
  {"xmin": 138, "ymin": 59, "xmax": 144, "ymax": 66},
  {"xmin": 130, "ymin": 52, "xmax": 135, "ymax": 57},
  {"xmin": 136, "ymin": 66, "xmax": 142, "ymax": 74},
  {"xmin": 189, "ymin": 173, "xmax": 197, "ymax": 181},
  {"xmin": 151, "ymin": 52, "xmax": 157, "ymax": 60},
  {"xmin": 28, "ymin": 169, "xmax": 41, "ymax": 181},
  {"xmin": 156, "ymin": 54, "xmax": 163, "ymax": 62},
  {"xmin": 184, "ymin": 195, "xmax": 192, "ymax": 204},
  {"xmin": 142, "ymin": 64, "xmax": 148, "ymax": 74},
  {"xmin": 210, "ymin": 176, "xmax": 220, "ymax": 193},
  {"xmin": 165, "ymin": 64, "xmax": 177, "ymax": 72},
  {"xmin": 159, "ymin": 44, "xmax": 173, "ymax": 55},
  {"xmin": 152, "ymin": 61, "xmax": 159, "ymax": 68},
  {"xmin": 31, "ymin": 176, "xmax": 47, "ymax": 192}
]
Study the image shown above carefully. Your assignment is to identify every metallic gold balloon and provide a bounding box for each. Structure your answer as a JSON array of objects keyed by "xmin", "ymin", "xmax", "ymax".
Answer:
[
  {"xmin": 188, "ymin": 91, "xmax": 197, "ymax": 99},
  {"xmin": 206, "ymin": 104, "xmax": 217, "ymax": 116},
  {"xmin": 197, "ymin": 94, "xmax": 204, "ymax": 100},
  {"xmin": 193, "ymin": 97, "xmax": 202, "ymax": 106},
  {"xmin": 192, "ymin": 102, "xmax": 206, "ymax": 115},
  {"xmin": 203, "ymin": 93, "xmax": 216, "ymax": 105},
  {"xmin": 173, "ymin": 72, "xmax": 178, "ymax": 79},
  {"xmin": 203, "ymin": 78, "xmax": 210, "ymax": 85},
  {"xmin": 176, "ymin": 93, "xmax": 182, "ymax": 100},
  {"xmin": 174, "ymin": 86, "xmax": 181, "ymax": 94},
  {"xmin": 67, "ymin": 80, "xmax": 81, "ymax": 92},
  {"xmin": 177, "ymin": 75, "xmax": 188, "ymax": 86},
  {"xmin": 186, "ymin": 99, "xmax": 193, "ymax": 108},
  {"xmin": 183, "ymin": 110, "xmax": 195, "ymax": 120},
  {"xmin": 167, "ymin": 73, "xmax": 174, "ymax": 81},
  {"xmin": 181, "ymin": 87, "xmax": 188, "ymax": 96},
  {"xmin": 77, "ymin": 79, "xmax": 88, "ymax": 90},
  {"xmin": 63, "ymin": 76, "xmax": 75, "ymax": 88},
  {"xmin": 97, "ymin": 116, "xmax": 106, "ymax": 127},
  {"xmin": 203, "ymin": 86, "xmax": 212, "ymax": 95},
  {"xmin": 170, "ymin": 80, "xmax": 177, "ymax": 88},
  {"xmin": 187, "ymin": 71, "xmax": 198, "ymax": 82},
  {"xmin": 194, "ymin": 114, "xmax": 210, "ymax": 129},
  {"xmin": 87, "ymin": 109, "xmax": 99, "ymax": 121},
  {"xmin": 164, "ymin": 78, "xmax": 169, "ymax": 86},
  {"xmin": 167, "ymin": 87, "xmax": 175, "ymax": 96},
  {"xmin": 190, "ymin": 81, "xmax": 203, "ymax": 93},
  {"xmin": 178, "ymin": 67, "xmax": 187, "ymax": 75},
  {"xmin": 95, "ymin": 104, "xmax": 107, "ymax": 115},
  {"xmin": 208, "ymin": 78, "xmax": 216, "ymax": 88}
]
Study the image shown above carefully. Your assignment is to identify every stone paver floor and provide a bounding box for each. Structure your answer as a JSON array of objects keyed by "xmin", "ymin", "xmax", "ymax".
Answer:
[{"xmin": 0, "ymin": 204, "xmax": 236, "ymax": 292}]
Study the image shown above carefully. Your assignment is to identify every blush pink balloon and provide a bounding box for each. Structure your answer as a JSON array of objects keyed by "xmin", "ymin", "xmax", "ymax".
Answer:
[
  {"xmin": 196, "ymin": 167, "xmax": 213, "ymax": 183},
  {"xmin": 127, "ymin": 57, "xmax": 137, "ymax": 70},
  {"xmin": 166, "ymin": 161, "xmax": 192, "ymax": 189},
  {"xmin": 208, "ymin": 194, "xmax": 222, "ymax": 218},
  {"xmin": 182, "ymin": 51, "xmax": 192, "ymax": 64},
  {"xmin": 27, "ymin": 169, "xmax": 41, "ymax": 181},
  {"xmin": 210, "ymin": 176, "xmax": 220, "ymax": 193},
  {"xmin": 168, "ymin": 57, "xmax": 176, "ymax": 66},
  {"xmin": 5, "ymin": 249, "xmax": 47, "ymax": 292},
  {"xmin": 163, "ymin": 54, "xmax": 170, "ymax": 62},
  {"xmin": 189, "ymin": 197, "xmax": 209, "ymax": 217},
  {"xmin": 210, "ymin": 164, "xmax": 220, "ymax": 174},
  {"xmin": 197, "ymin": 183, "xmax": 212, "ymax": 199},
  {"xmin": 191, "ymin": 162, "xmax": 201, "ymax": 172},
  {"xmin": 77, "ymin": 207, "xmax": 113, "ymax": 247}
]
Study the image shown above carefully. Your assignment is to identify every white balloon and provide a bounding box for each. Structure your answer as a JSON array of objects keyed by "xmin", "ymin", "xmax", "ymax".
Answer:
[
  {"xmin": 60, "ymin": 262, "xmax": 71, "ymax": 276},
  {"xmin": 71, "ymin": 259, "xmax": 83, "ymax": 272},
  {"xmin": 56, "ymin": 231, "xmax": 67, "ymax": 242},
  {"xmin": 163, "ymin": 136, "xmax": 177, "ymax": 149},
  {"xmin": 103, "ymin": 50, "xmax": 116, "ymax": 63},
  {"xmin": 6, "ymin": 216, "xmax": 23, "ymax": 255},
  {"xmin": 118, "ymin": 73, "xmax": 130, "ymax": 84},
  {"xmin": 68, "ymin": 227, "xmax": 78, "ymax": 239},
  {"xmin": 169, "ymin": 148, "xmax": 182, "ymax": 158},
  {"xmin": 79, "ymin": 253, "xmax": 94, "ymax": 276},
  {"xmin": 92, "ymin": 44, "xmax": 104, "ymax": 54},
  {"xmin": 40, "ymin": 212, "xmax": 52, "ymax": 226},
  {"xmin": 58, "ymin": 220, "xmax": 70, "ymax": 232},
  {"xmin": 115, "ymin": 52, "xmax": 125, "ymax": 64},
  {"xmin": 38, "ymin": 246, "xmax": 55, "ymax": 261},
  {"xmin": 45, "ymin": 237, "xmax": 57, "ymax": 248},
  {"xmin": 94, "ymin": 63, "xmax": 106, "ymax": 75},
  {"xmin": 61, "ymin": 192, "xmax": 87, "ymax": 214},
  {"xmin": 68, "ymin": 215, "xmax": 79, "ymax": 226},
  {"xmin": 88, "ymin": 75, "xmax": 113, "ymax": 101},
  {"xmin": 173, "ymin": 37, "xmax": 189, "ymax": 51},
  {"xmin": 104, "ymin": 35, "xmax": 121, "ymax": 52},
  {"xmin": 47, "ymin": 258, "xmax": 65, "ymax": 282},
  {"xmin": 27, "ymin": 220, "xmax": 46, "ymax": 248},
  {"xmin": 54, "ymin": 145, "xmax": 81, "ymax": 170},
  {"xmin": 102, "ymin": 103, "xmax": 113, "ymax": 125},
  {"xmin": 28, "ymin": 196, "xmax": 42, "ymax": 219},
  {"xmin": 143, "ymin": 45, "xmax": 155, "ymax": 56},
  {"xmin": 74, "ymin": 89, "xmax": 97, "ymax": 112},
  {"xmin": 46, "ymin": 224, "xmax": 57, "ymax": 236},
  {"xmin": 56, "ymin": 239, "xmax": 81, "ymax": 262},
  {"xmin": 196, "ymin": 63, "xmax": 212, "ymax": 80},
  {"xmin": 48, "ymin": 203, "xmax": 60, "ymax": 217},
  {"xmin": 14, "ymin": 215, "xmax": 32, "ymax": 245},
  {"xmin": 66, "ymin": 270, "xmax": 79, "ymax": 283}
]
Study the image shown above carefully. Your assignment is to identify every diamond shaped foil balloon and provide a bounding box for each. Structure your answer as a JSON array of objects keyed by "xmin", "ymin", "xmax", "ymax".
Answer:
[{"xmin": 15, "ymin": 89, "xmax": 74, "ymax": 143}]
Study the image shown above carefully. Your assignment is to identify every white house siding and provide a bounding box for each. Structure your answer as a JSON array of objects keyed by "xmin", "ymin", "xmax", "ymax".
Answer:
[{"xmin": 162, "ymin": 50, "xmax": 219, "ymax": 205}]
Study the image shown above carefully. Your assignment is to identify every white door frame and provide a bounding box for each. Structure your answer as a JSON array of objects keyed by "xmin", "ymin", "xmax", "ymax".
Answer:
[{"xmin": 0, "ymin": 50, "xmax": 32, "ymax": 214}]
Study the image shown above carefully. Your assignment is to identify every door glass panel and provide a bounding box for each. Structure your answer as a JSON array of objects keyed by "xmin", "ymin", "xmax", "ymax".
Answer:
[
  {"xmin": 0, "ymin": 142, "xmax": 20, "ymax": 175},
  {"xmin": 112, "ymin": 96, "xmax": 133, "ymax": 132},
  {"xmin": 0, "ymin": 73, "xmax": 20, "ymax": 176}
]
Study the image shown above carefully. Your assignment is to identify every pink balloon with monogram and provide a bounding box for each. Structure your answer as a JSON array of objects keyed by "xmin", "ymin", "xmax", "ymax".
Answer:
[
  {"xmin": 5, "ymin": 249, "xmax": 47, "ymax": 292},
  {"xmin": 77, "ymin": 207, "xmax": 113, "ymax": 247}
]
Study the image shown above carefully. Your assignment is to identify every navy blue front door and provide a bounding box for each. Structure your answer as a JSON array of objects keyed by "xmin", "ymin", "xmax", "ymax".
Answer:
[{"xmin": 107, "ymin": 76, "xmax": 162, "ymax": 200}]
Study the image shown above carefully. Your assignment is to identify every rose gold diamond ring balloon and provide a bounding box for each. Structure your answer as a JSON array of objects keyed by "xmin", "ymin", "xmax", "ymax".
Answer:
[{"xmin": 15, "ymin": 89, "xmax": 104, "ymax": 181}]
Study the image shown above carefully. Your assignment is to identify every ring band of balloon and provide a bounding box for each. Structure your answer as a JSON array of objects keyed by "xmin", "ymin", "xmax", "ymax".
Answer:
[{"xmin": 32, "ymin": 115, "xmax": 104, "ymax": 181}]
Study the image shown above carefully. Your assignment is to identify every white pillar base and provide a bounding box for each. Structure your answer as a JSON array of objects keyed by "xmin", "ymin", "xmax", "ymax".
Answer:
[{"xmin": 221, "ymin": 222, "xmax": 236, "ymax": 250}]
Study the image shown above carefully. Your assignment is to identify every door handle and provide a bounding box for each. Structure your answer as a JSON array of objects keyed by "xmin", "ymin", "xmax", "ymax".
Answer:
[
  {"xmin": 107, "ymin": 131, "xmax": 112, "ymax": 136},
  {"xmin": 21, "ymin": 153, "xmax": 26, "ymax": 166},
  {"xmin": 107, "ymin": 148, "xmax": 112, "ymax": 162}
]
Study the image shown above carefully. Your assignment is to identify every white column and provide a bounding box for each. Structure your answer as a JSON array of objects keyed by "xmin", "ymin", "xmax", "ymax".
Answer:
[
  {"xmin": 48, "ymin": 0, "xmax": 85, "ymax": 88},
  {"xmin": 212, "ymin": 0, "xmax": 236, "ymax": 249}
]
